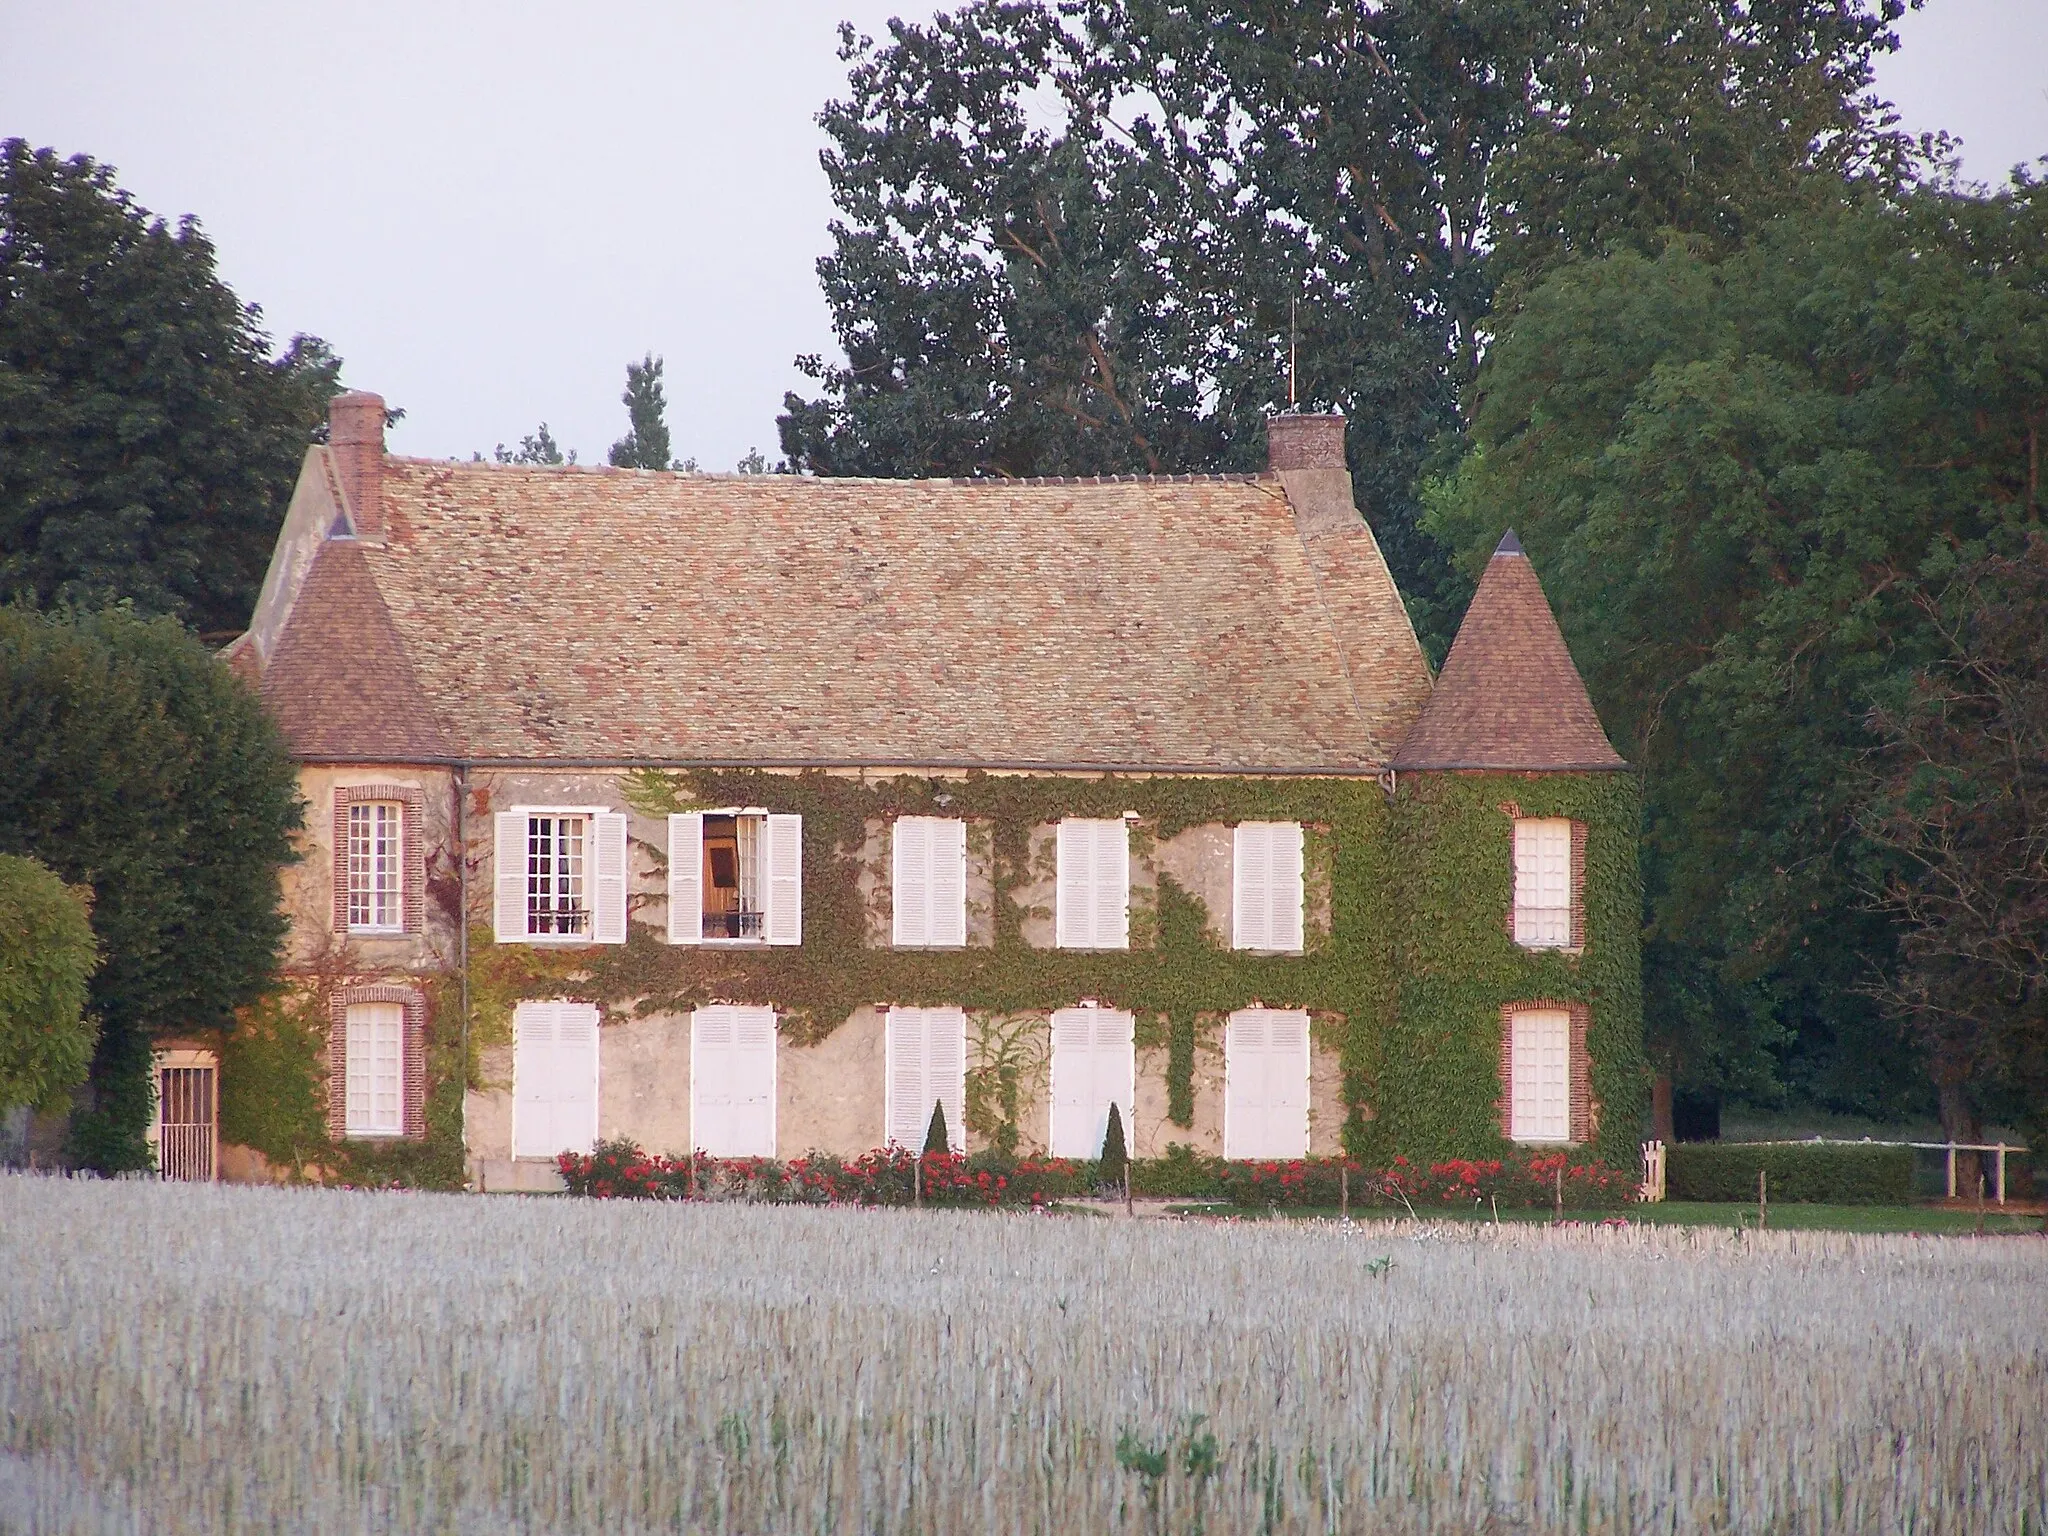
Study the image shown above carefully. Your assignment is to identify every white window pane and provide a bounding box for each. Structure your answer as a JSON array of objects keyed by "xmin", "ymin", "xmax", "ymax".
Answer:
[
  {"xmin": 1513, "ymin": 819, "xmax": 1572, "ymax": 949},
  {"xmin": 345, "ymin": 1002, "xmax": 404, "ymax": 1137},
  {"xmin": 346, "ymin": 801, "xmax": 403, "ymax": 931},
  {"xmin": 1509, "ymin": 1010, "xmax": 1570, "ymax": 1143}
]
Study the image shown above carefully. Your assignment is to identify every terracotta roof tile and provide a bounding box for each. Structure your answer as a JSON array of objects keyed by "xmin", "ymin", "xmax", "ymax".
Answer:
[
  {"xmin": 260, "ymin": 539, "xmax": 452, "ymax": 760},
  {"xmin": 258, "ymin": 459, "xmax": 1432, "ymax": 770},
  {"xmin": 1391, "ymin": 532, "xmax": 1625, "ymax": 772}
]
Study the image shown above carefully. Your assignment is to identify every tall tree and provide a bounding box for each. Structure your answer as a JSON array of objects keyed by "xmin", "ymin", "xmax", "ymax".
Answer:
[
  {"xmin": 0, "ymin": 853, "xmax": 98, "ymax": 1121},
  {"xmin": 0, "ymin": 605, "xmax": 303, "ymax": 1170},
  {"xmin": 0, "ymin": 141, "xmax": 341, "ymax": 639},
  {"xmin": 1427, "ymin": 181, "xmax": 2048, "ymax": 1126},
  {"xmin": 609, "ymin": 353, "xmax": 675, "ymax": 470},
  {"xmin": 781, "ymin": 1, "xmax": 1924, "ymax": 653}
]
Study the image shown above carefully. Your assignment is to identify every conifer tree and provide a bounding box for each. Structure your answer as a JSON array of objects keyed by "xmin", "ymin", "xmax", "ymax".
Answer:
[
  {"xmin": 922, "ymin": 1099, "xmax": 950, "ymax": 1157},
  {"xmin": 608, "ymin": 353, "xmax": 674, "ymax": 470},
  {"xmin": 1099, "ymin": 1102, "xmax": 1129, "ymax": 1190}
]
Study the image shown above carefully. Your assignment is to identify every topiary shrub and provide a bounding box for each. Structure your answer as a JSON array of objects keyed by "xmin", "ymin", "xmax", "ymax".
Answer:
[
  {"xmin": 1666, "ymin": 1143, "xmax": 1913, "ymax": 1204},
  {"xmin": 922, "ymin": 1100, "xmax": 950, "ymax": 1156},
  {"xmin": 1098, "ymin": 1103, "xmax": 1129, "ymax": 1194}
]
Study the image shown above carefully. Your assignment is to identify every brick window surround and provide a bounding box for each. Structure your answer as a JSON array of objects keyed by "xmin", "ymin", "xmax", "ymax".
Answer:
[
  {"xmin": 1498, "ymin": 803, "xmax": 1589, "ymax": 952},
  {"xmin": 328, "ymin": 984, "xmax": 428, "ymax": 1140},
  {"xmin": 332, "ymin": 784, "xmax": 427, "ymax": 935},
  {"xmin": 1496, "ymin": 1000, "xmax": 1593, "ymax": 1145}
]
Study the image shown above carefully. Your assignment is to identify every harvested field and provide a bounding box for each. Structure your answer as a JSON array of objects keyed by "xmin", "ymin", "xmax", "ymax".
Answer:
[{"xmin": 1, "ymin": 1174, "xmax": 2041, "ymax": 1534}]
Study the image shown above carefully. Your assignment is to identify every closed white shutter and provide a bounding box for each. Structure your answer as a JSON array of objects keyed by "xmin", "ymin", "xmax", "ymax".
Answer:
[
  {"xmin": 929, "ymin": 819, "xmax": 967, "ymax": 947},
  {"xmin": 763, "ymin": 813, "xmax": 803, "ymax": 946},
  {"xmin": 513, "ymin": 1001, "xmax": 599, "ymax": 1157},
  {"xmin": 344, "ymin": 1002, "xmax": 404, "ymax": 1137},
  {"xmin": 1048, "ymin": 1006, "xmax": 1135, "ymax": 1157},
  {"xmin": 1234, "ymin": 823, "xmax": 1305, "ymax": 952},
  {"xmin": 1514, "ymin": 819, "xmax": 1572, "ymax": 947},
  {"xmin": 1057, "ymin": 819, "xmax": 1129, "ymax": 950},
  {"xmin": 592, "ymin": 812, "xmax": 628, "ymax": 943},
  {"xmin": 1509, "ymin": 1009, "xmax": 1570, "ymax": 1142},
  {"xmin": 668, "ymin": 813, "xmax": 704, "ymax": 945},
  {"xmin": 886, "ymin": 1007, "xmax": 967, "ymax": 1150},
  {"xmin": 1224, "ymin": 1008, "xmax": 1309, "ymax": 1158},
  {"xmin": 693, "ymin": 1005, "xmax": 778, "ymax": 1156},
  {"xmin": 494, "ymin": 812, "xmax": 528, "ymax": 942},
  {"xmin": 893, "ymin": 817, "xmax": 931, "ymax": 945}
]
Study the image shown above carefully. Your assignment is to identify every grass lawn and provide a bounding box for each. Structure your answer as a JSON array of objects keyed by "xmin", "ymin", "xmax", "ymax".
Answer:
[{"xmin": 1164, "ymin": 1200, "xmax": 2045, "ymax": 1234}]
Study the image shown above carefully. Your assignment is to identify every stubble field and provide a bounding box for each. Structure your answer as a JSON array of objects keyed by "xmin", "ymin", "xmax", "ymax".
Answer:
[{"xmin": 1, "ymin": 1174, "xmax": 2041, "ymax": 1534}]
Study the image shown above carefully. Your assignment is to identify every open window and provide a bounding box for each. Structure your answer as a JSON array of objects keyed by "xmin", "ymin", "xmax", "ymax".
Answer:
[
  {"xmin": 668, "ymin": 811, "xmax": 802, "ymax": 946},
  {"xmin": 493, "ymin": 809, "xmax": 628, "ymax": 944}
]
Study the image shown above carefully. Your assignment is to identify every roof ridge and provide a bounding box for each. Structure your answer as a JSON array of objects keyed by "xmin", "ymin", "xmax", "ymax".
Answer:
[{"xmin": 382, "ymin": 457, "xmax": 1273, "ymax": 488}]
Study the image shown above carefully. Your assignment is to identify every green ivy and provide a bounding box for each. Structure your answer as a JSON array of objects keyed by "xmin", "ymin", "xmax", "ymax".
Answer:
[{"xmin": 454, "ymin": 767, "xmax": 1643, "ymax": 1165}]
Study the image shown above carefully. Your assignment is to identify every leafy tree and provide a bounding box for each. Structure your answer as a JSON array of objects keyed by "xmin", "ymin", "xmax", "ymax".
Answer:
[
  {"xmin": 1427, "ymin": 182, "xmax": 2048, "ymax": 1127},
  {"xmin": 923, "ymin": 1099, "xmax": 951, "ymax": 1156},
  {"xmin": 493, "ymin": 423, "xmax": 574, "ymax": 465},
  {"xmin": 780, "ymin": 1, "xmax": 1924, "ymax": 653},
  {"xmin": 1863, "ymin": 535, "xmax": 2048, "ymax": 1163},
  {"xmin": 0, "ymin": 605, "xmax": 303, "ymax": 1170},
  {"xmin": 0, "ymin": 853, "xmax": 98, "ymax": 1117},
  {"xmin": 608, "ymin": 353, "xmax": 675, "ymax": 470},
  {"xmin": 0, "ymin": 141, "xmax": 341, "ymax": 639}
]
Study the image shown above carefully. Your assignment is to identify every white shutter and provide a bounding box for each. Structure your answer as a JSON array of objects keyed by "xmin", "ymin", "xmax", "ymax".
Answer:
[
  {"xmin": 668, "ymin": 813, "xmax": 704, "ymax": 945},
  {"xmin": 892, "ymin": 817, "xmax": 931, "ymax": 947},
  {"xmin": 494, "ymin": 812, "xmax": 528, "ymax": 942},
  {"xmin": 1226, "ymin": 1009, "xmax": 1311, "ymax": 1158},
  {"xmin": 887, "ymin": 1007, "xmax": 967, "ymax": 1150},
  {"xmin": 1510, "ymin": 1009, "xmax": 1570, "ymax": 1142},
  {"xmin": 929, "ymin": 819, "xmax": 967, "ymax": 947},
  {"xmin": 1048, "ymin": 1007, "xmax": 1134, "ymax": 1157},
  {"xmin": 512, "ymin": 1002, "xmax": 599, "ymax": 1158},
  {"xmin": 764, "ymin": 813, "xmax": 803, "ymax": 946},
  {"xmin": 1095, "ymin": 820, "xmax": 1130, "ymax": 950},
  {"xmin": 693, "ymin": 1005, "xmax": 778, "ymax": 1156},
  {"xmin": 1514, "ymin": 819, "xmax": 1571, "ymax": 947},
  {"xmin": 1270, "ymin": 823, "xmax": 1305, "ymax": 952},
  {"xmin": 1233, "ymin": 824, "xmax": 1271, "ymax": 951},
  {"xmin": 592, "ymin": 812, "xmax": 628, "ymax": 943},
  {"xmin": 1056, "ymin": 821, "xmax": 1091, "ymax": 948}
]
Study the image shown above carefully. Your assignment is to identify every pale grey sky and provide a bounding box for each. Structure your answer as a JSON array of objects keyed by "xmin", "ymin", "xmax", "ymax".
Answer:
[{"xmin": 5, "ymin": 1, "xmax": 2043, "ymax": 471}]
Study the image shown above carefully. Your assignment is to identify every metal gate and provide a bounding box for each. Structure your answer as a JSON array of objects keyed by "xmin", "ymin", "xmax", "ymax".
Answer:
[{"xmin": 152, "ymin": 1049, "xmax": 218, "ymax": 1181}]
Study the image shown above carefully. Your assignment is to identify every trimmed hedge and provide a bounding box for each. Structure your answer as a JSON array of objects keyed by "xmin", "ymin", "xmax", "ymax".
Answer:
[{"xmin": 1666, "ymin": 1143, "xmax": 1913, "ymax": 1205}]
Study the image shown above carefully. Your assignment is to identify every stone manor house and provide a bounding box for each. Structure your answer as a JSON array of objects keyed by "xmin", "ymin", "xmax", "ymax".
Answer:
[{"xmin": 214, "ymin": 392, "xmax": 1643, "ymax": 1189}]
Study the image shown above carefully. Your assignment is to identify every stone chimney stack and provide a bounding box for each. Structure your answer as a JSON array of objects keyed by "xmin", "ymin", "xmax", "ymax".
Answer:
[
  {"xmin": 1265, "ymin": 411, "xmax": 1348, "ymax": 472},
  {"xmin": 328, "ymin": 391, "xmax": 387, "ymax": 539}
]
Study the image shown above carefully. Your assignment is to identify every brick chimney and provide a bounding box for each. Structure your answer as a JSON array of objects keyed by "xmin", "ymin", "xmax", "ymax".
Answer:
[
  {"xmin": 1266, "ymin": 412, "xmax": 1347, "ymax": 472},
  {"xmin": 329, "ymin": 391, "xmax": 387, "ymax": 538}
]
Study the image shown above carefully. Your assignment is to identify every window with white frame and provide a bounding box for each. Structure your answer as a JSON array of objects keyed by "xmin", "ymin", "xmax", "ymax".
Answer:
[
  {"xmin": 1232, "ymin": 821, "xmax": 1305, "ymax": 951},
  {"xmin": 493, "ymin": 809, "xmax": 628, "ymax": 944},
  {"xmin": 1055, "ymin": 819, "xmax": 1129, "ymax": 950},
  {"xmin": 343, "ymin": 1001, "xmax": 404, "ymax": 1137},
  {"xmin": 1508, "ymin": 1008, "xmax": 1570, "ymax": 1143},
  {"xmin": 345, "ymin": 802, "xmax": 403, "ymax": 932},
  {"xmin": 667, "ymin": 811, "xmax": 803, "ymax": 946},
  {"xmin": 893, "ymin": 816, "xmax": 967, "ymax": 947},
  {"xmin": 886, "ymin": 1006, "xmax": 966, "ymax": 1150},
  {"xmin": 1048, "ymin": 1006, "xmax": 1134, "ymax": 1157},
  {"xmin": 1224, "ymin": 1008, "xmax": 1309, "ymax": 1158},
  {"xmin": 692, "ymin": 1005, "xmax": 778, "ymax": 1156},
  {"xmin": 1513, "ymin": 819, "xmax": 1573, "ymax": 948},
  {"xmin": 512, "ymin": 1001, "xmax": 599, "ymax": 1158}
]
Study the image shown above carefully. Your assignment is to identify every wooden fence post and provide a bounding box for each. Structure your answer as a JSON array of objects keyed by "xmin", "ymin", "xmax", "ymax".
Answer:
[
  {"xmin": 1946, "ymin": 1142, "xmax": 1958, "ymax": 1200},
  {"xmin": 1995, "ymin": 1143, "xmax": 2008, "ymax": 1205},
  {"xmin": 1758, "ymin": 1167, "xmax": 1767, "ymax": 1231}
]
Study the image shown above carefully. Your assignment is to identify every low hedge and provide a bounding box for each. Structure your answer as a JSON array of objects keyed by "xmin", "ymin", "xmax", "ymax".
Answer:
[{"xmin": 1666, "ymin": 1143, "xmax": 1913, "ymax": 1205}]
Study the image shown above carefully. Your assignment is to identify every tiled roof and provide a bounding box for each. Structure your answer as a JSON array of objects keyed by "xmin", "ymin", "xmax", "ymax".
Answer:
[
  {"xmin": 261, "ymin": 539, "xmax": 452, "ymax": 760},
  {"xmin": 261, "ymin": 457, "xmax": 1432, "ymax": 771},
  {"xmin": 1391, "ymin": 532, "xmax": 1626, "ymax": 772}
]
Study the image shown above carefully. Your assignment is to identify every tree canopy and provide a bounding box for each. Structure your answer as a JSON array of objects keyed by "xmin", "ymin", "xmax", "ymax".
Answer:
[
  {"xmin": 609, "ymin": 353, "xmax": 676, "ymax": 470},
  {"xmin": 0, "ymin": 605, "xmax": 303, "ymax": 1169},
  {"xmin": 779, "ymin": 0, "xmax": 1922, "ymax": 650},
  {"xmin": 0, "ymin": 852, "xmax": 98, "ymax": 1118},
  {"xmin": 0, "ymin": 140, "xmax": 340, "ymax": 639},
  {"xmin": 1426, "ymin": 182, "xmax": 2048, "ymax": 1122}
]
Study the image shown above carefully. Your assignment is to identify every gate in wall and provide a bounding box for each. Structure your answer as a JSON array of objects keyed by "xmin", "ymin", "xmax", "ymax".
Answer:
[{"xmin": 151, "ymin": 1048, "xmax": 218, "ymax": 1182}]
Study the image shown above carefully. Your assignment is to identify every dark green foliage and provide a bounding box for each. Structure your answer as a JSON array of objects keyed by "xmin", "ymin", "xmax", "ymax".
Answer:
[
  {"xmin": 215, "ymin": 988, "xmax": 327, "ymax": 1170},
  {"xmin": 922, "ymin": 1098, "xmax": 951, "ymax": 1156},
  {"xmin": 1132, "ymin": 1143, "xmax": 1226, "ymax": 1199},
  {"xmin": 0, "ymin": 853, "xmax": 98, "ymax": 1114},
  {"xmin": 0, "ymin": 141, "xmax": 340, "ymax": 638},
  {"xmin": 493, "ymin": 424, "xmax": 571, "ymax": 466},
  {"xmin": 608, "ymin": 354, "xmax": 674, "ymax": 470},
  {"xmin": 1428, "ymin": 185, "xmax": 2048, "ymax": 1119},
  {"xmin": 1666, "ymin": 1143, "xmax": 1913, "ymax": 1205},
  {"xmin": 1164, "ymin": 1011, "xmax": 1196, "ymax": 1127},
  {"xmin": 0, "ymin": 605, "xmax": 302, "ymax": 1170},
  {"xmin": 1099, "ymin": 1101, "xmax": 1129, "ymax": 1187}
]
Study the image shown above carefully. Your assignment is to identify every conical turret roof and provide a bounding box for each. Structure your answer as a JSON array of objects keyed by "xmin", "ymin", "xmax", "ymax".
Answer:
[{"xmin": 1391, "ymin": 531, "xmax": 1626, "ymax": 772}]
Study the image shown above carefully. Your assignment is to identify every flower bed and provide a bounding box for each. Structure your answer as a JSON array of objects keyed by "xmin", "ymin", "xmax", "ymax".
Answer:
[{"xmin": 555, "ymin": 1141, "xmax": 1634, "ymax": 1211}]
